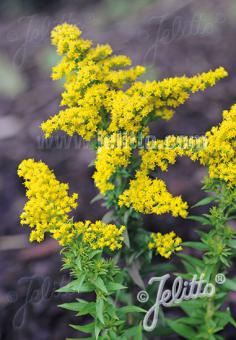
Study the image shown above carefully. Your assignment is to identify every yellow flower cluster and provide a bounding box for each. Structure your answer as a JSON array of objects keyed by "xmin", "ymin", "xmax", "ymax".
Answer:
[
  {"xmin": 41, "ymin": 23, "xmax": 227, "ymax": 142},
  {"xmin": 197, "ymin": 104, "xmax": 236, "ymax": 186},
  {"xmin": 111, "ymin": 67, "xmax": 227, "ymax": 134},
  {"xmin": 118, "ymin": 172, "xmax": 188, "ymax": 218},
  {"xmin": 117, "ymin": 136, "xmax": 206, "ymax": 218},
  {"xmin": 148, "ymin": 231, "xmax": 183, "ymax": 259},
  {"xmin": 18, "ymin": 159, "xmax": 126, "ymax": 250},
  {"xmin": 17, "ymin": 159, "xmax": 78, "ymax": 244},
  {"xmin": 41, "ymin": 84, "xmax": 108, "ymax": 140},
  {"xmin": 119, "ymin": 104, "xmax": 235, "ymax": 217},
  {"xmin": 41, "ymin": 23, "xmax": 145, "ymax": 140},
  {"xmin": 74, "ymin": 220, "xmax": 126, "ymax": 251},
  {"xmin": 140, "ymin": 135, "xmax": 207, "ymax": 172},
  {"xmin": 37, "ymin": 23, "xmax": 235, "ymax": 238},
  {"xmin": 137, "ymin": 107, "xmax": 236, "ymax": 188},
  {"xmin": 93, "ymin": 134, "xmax": 132, "ymax": 194},
  {"xmin": 94, "ymin": 123, "xmax": 234, "ymax": 218}
]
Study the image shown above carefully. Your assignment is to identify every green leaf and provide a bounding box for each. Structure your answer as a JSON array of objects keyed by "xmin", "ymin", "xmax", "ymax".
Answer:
[
  {"xmin": 123, "ymin": 210, "xmax": 131, "ymax": 225},
  {"xmin": 182, "ymin": 242, "xmax": 208, "ymax": 251},
  {"xmin": 57, "ymin": 277, "xmax": 93, "ymax": 293},
  {"xmin": 76, "ymin": 274, "xmax": 86, "ymax": 292},
  {"xmin": 227, "ymin": 311, "xmax": 236, "ymax": 328},
  {"xmin": 118, "ymin": 305, "xmax": 146, "ymax": 314},
  {"xmin": 175, "ymin": 316, "xmax": 202, "ymax": 326},
  {"xmin": 70, "ymin": 322, "xmax": 95, "ymax": 333},
  {"xmin": 128, "ymin": 261, "xmax": 145, "ymax": 289},
  {"xmin": 228, "ymin": 239, "xmax": 236, "ymax": 249},
  {"xmin": 187, "ymin": 215, "xmax": 210, "ymax": 225},
  {"xmin": 167, "ymin": 319, "xmax": 196, "ymax": 338},
  {"xmin": 192, "ymin": 196, "xmax": 215, "ymax": 208},
  {"xmin": 177, "ymin": 299, "xmax": 204, "ymax": 317},
  {"xmin": 94, "ymin": 277, "xmax": 108, "ymax": 294},
  {"xmin": 88, "ymin": 250, "xmax": 102, "ymax": 259},
  {"xmin": 178, "ymin": 253, "xmax": 203, "ymax": 269},
  {"xmin": 224, "ymin": 278, "xmax": 236, "ymax": 291},
  {"xmin": 75, "ymin": 256, "xmax": 82, "ymax": 270},
  {"xmin": 123, "ymin": 227, "xmax": 130, "ymax": 248},
  {"xmin": 96, "ymin": 298, "xmax": 105, "ymax": 324},
  {"xmin": 108, "ymin": 330, "xmax": 118, "ymax": 340},
  {"xmin": 102, "ymin": 211, "xmax": 114, "ymax": 223},
  {"xmin": 60, "ymin": 300, "xmax": 96, "ymax": 317},
  {"xmin": 59, "ymin": 302, "xmax": 82, "ymax": 312},
  {"xmin": 95, "ymin": 322, "xmax": 101, "ymax": 339},
  {"xmin": 214, "ymin": 310, "xmax": 236, "ymax": 330},
  {"xmin": 90, "ymin": 193, "xmax": 104, "ymax": 204},
  {"xmin": 106, "ymin": 282, "xmax": 127, "ymax": 292},
  {"xmin": 122, "ymin": 324, "xmax": 142, "ymax": 339},
  {"xmin": 174, "ymin": 272, "xmax": 194, "ymax": 280}
]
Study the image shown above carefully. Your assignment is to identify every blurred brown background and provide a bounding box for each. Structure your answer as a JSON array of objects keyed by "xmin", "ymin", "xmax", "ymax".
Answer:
[{"xmin": 0, "ymin": 0, "xmax": 236, "ymax": 339}]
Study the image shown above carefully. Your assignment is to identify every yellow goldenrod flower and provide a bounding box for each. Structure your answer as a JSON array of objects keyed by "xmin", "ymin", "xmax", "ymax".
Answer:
[
  {"xmin": 198, "ymin": 104, "xmax": 236, "ymax": 187},
  {"xmin": 93, "ymin": 134, "xmax": 132, "ymax": 194},
  {"xmin": 41, "ymin": 83, "xmax": 108, "ymax": 140},
  {"xmin": 118, "ymin": 172, "xmax": 188, "ymax": 218},
  {"xmin": 41, "ymin": 23, "xmax": 145, "ymax": 141},
  {"xmin": 40, "ymin": 23, "xmax": 234, "ymax": 227},
  {"xmin": 17, "ymin": 159, "xmax": 78, "ymax": 245},
  {"xmin": 148, "ymin": 231, "xmax": 183, "ymax": 259},
  {"xmin": 41, "ymin": 23, "xmax": 228, "ymax": 142},
  {"xmin": 18, "ymin": 159, "xmax": 126, "ymax": 250},
  {"xmin": 74, "ymin": 220, "xmax": 126, "ymax": 251}
]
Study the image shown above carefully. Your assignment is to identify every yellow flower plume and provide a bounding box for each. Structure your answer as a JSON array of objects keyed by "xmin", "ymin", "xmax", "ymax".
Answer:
[
  {"xmin": 18, "ymin": 159, "xmax": 126, "ymax": 250},
  {"xmin": 18, "ymin": 159, "xmax": 78, "ymax": 244},
  {"xmin": 148, "ymin": 231, "xmax": 183, "ymax": 259}
]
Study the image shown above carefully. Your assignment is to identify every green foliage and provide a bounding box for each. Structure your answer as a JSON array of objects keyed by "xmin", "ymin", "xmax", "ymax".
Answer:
[
  {"xmin": 167, "ymin": 178, "xmax": 236, "ymax": 339},
  {"xmin": 58, "ymin": 176, "xmax": 236, "ymax": 339},
  {"xmin": 59, "ymin": 240, "xmax": 146, "ymax": 338}
]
